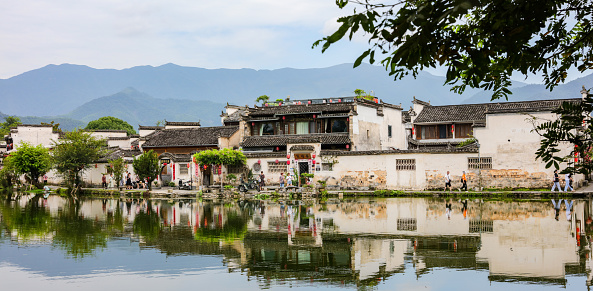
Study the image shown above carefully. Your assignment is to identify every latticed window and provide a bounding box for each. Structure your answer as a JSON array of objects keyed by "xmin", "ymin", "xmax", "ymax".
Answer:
[
  {"xmin": 267, "ymin": 161, "xmax": 287, "ymax": 173},
  {"xmin": 179, "ymin": 163, "xmax": 189, "ymax": 175},
  {"xmin": 397, "ymin": 218, "xmax": 417, "ymax": 231},
  {"xmin": 227, "ymin": 165, "xmax": 244, "ymax": 174},
  {"xmin": 396, "ymin": 159, "xmax": 416, "ymax": 171},
  {"xmin": 468, "ymin": 157, "xmax": 492, "ymax": 169},
  {"xmin": 321, "ymin": 163, "xmax": 333, "ymax": 171}
]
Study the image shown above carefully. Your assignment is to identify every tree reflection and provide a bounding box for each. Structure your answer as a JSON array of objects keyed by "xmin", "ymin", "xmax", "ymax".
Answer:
[
  {"xmin": 0, "ymin": 195, "xmax": 52, "ymax": 240},
  {"xmin": 133, "ymin": 201, "xmax": 161, "ymax": 240}
]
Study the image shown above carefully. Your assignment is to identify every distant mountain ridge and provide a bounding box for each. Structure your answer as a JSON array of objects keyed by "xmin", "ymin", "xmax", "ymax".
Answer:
[{"xmin": 0, "ymin": 63, "xmax": 497, "ymax": 117}]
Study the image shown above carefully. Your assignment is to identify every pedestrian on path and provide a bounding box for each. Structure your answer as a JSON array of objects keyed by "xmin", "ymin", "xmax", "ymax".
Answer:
[
  {"xmin": 551, "ymin": 170, "xmax": 562, "ymax": 192},
  {"xmin": 460, "ymin": 171, "xmax": 468, "ymax": 191},
  {"xmin": 101, "ymin": 174, "xmax": 107, "ymax": 189},
  {"xmin": 564, "ymin": 173, "xmax": 574, "ymax": 192},
  {"xmin": 279, "ymin": 173, "xmax": 285, "ymax": 188},
  {"xmin": 445, "ymin": 171, "xmax": 452, "ymax": 191}
]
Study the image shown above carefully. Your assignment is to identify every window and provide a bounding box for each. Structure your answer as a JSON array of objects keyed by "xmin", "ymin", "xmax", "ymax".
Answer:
[
  {"xmin": 388, "ymin": 125, "xmax": 392, "ymax": 138},
  {"xmin": 227, "ymin": 164, "xmax": 244, "ymax": 174},
  {"xmin": 260, "ymin": 122, "xmax": 275, "ymax": 135},
  {"xmin": 397, "ymin": 218, "xmax": 417, "ymax": 231},
  {"xmin": 296, "ymin": 122, "xmax": 309, "ymax": 134},
  {"xmin": 468, "ymin": 157, "xmax": 492, "ymax": 169},
  {"xmin": 396, "ymin": 159, "xmax": 416, "ymax": 171},
  {"xmin": 417, "ymin": 124, "xmax": 453, "ymax": 140},
  {"xmin": 330, "ymin": 119, "xmax": 348, "ymax": 133},
  {"xmin": 268, "ymin": 161, "xmax": 287, "ymax": 173},
  {"xmin": 321, "ymin": 163, "xmax": 333, "ymax": 171},
  {"xmin": 455, "ymin": 124, "xmax": 472, "ymax": 138},
  {"xmin": 179, "ymin": 163, "xmax": 189, "ymax": 175}
]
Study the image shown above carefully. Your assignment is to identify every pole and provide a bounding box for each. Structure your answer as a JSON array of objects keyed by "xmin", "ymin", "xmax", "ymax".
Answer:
[{"xmin": 477, "ymin": 141, "xmax": 481, "ymax": 191}]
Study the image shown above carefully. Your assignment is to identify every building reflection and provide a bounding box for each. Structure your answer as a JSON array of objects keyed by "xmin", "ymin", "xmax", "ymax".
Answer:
[{"xmin": 1, "ymin": 195, "xmax": 592, "ymax": 288}]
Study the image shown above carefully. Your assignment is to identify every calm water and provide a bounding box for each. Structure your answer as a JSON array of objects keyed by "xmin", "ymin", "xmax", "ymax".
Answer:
[{"xmin": 0, "ymin": 194, "xmax": 591, "ymax": 290}]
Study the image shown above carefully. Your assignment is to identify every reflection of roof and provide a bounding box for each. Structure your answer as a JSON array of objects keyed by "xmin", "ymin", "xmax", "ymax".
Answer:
[
  {"xmin": 241, "ymin": 133, "xmax": 350, "ymax": 148},
  {"xmin": 143, "ymin": 126, "xmax": 239, "ymax": 148}
]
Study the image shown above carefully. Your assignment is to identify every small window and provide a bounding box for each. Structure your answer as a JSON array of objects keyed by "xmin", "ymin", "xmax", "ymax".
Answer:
[
  {"xmin": 396, "ymin": 159, "xmax": 416, "ymax": 171},
  {"xmin": 322, "ymin": 163, "xmax": 333, "ymax": 171},
  {"xmin": 468, "ymin": 157, "xmax": 492, "ymax": 169},
  {"xmin": 331, "ymin": 119, "xmax": 348, "ymax": 133},
  {"xmin": 260, "ymin": 123, "xmax": 275, "ymax": 135},
  {"xmin": 388, "ymin": 125, "xmax": 392, "ymax": 138},
  {"xmin": 179, "ymin": 163, "xmax": 189, "ymax": 175},
  {"xmin": 268, "ymin": 161, "xmax": 287, "ymax": 173}
]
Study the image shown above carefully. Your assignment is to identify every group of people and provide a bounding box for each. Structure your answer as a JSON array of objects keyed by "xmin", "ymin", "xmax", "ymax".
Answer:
[
  {"xmin": 101, "ymin": 172, "xmax": 148, "ymax": 190},
  {"xmin": 444, "ymin": 170, "xmax": 468, "ymax": 192},
  {"xmin": 255, "ymin": 171, "xmax": 296, "ymax": 191},
  {"xmin": 551, "ymin": 170, "xmax": 574, "ymax": 192}
]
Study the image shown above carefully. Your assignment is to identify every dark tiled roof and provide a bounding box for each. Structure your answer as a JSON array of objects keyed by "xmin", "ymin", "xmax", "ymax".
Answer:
[
  {"xmin": 485, "ymin": 98, "xmax": 581, "ymax": 114},
  {"xmin": 17, "ymin": 124, "xmax": 53, "ymax": 128},
  {"xmin": 402, "ymin": 111, "xmax": 411, "ymax": 123},
  {"xmin": 142, "ymin": 126, "xmax": 238, "ymax": 148},
  {"xmin": 223, "ymin": 108, "xmax": 246, "ymax": 123},
  {"xmin": 108, "ymin": 136, "xmax": 130, "ymax": 140},
  {"xmin": 249, "ymin": 103, "xmax": 354, "ymax": 117},
  {"xmin": 98, "ymin": 148, "xmax": 141, "ymax": 162},
  {"xmin": 86, "ymin": 129, "xmax": 128, "ymax": 133},
  {"xmin": 165, "ymin": 121, "xmax": 200, "ymax": 126},
  {"xmin": 414, "ymin": 98, "xmax": 582, "ymax": 124},
  {"xmin": 241, "ymin": 133, "xmax": 350, "ymax": 148},
  {"xmin": 245, "ymin": 152, "xmax": 286, "ymax": 158},
  {"xmin": 290, "ymin": 145, "xmax": 315, "ymax": 151},
  {"xmin": 138, "ymin": 125, "xmax": 164, "ymax": 130},
  {"xmin": 414, "ymin": 104, "xmax": 487, "ymax": 123},
  {"xmin": 412, "ymin": 97, "xmax": 431, "ymax": 106},
  {"xmin": 158, "ymin": 152, "xmax": 192, "ymax": 162}
]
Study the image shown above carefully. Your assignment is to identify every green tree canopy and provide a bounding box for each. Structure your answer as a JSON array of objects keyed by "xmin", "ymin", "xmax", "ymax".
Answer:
[
  {"xmin": 315, "ymin": 0, "xmax": 593, "ymax": 100},
  {"xmin": 51, "ymin": 130, "xmax": 107, "ymax": 192},
  {"xmin": 0, "ymin": 116, "xmax": 21, "ymax": 137},
  {"xmin": 193, "ymin": 148, "xmax": 246, "ymax": 167},
  {"xmin": 132, "ymin": 150, "xmax": 160, "ymax": 191},
  {"xmin": 85, "ymin": 116, "xmax": 136, "ymax": 136},
  {"xmin": 108, "ymin": 157, "xmax": 127, "ymax": 190},
  {"xmin": 5, "ymin": 142, "xmax": 52, "ymax": 186},
  {"xmin": 255, "ymin": 95, "xmax": 270, "ymax": 105}
]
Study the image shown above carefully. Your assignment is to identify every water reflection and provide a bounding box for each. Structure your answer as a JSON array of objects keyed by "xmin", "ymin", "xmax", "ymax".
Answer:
[{"xmin": 0, "ymin": 194, "xmax": 592, "ymax": 289}]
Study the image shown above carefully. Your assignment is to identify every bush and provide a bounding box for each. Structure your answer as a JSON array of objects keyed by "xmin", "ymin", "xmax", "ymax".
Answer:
[{"xmin": 168, "ymin": 182, "xmax": 176, "ymax": 187}]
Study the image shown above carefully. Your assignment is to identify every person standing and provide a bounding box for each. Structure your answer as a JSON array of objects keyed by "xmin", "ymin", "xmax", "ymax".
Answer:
[
  {"xmin": 460, "ymin": 171, "xmax": 468, "ymax": 191},
  {"xmin": 259, "ymin": 171, "xmax": 265, "ymax": 191},
  {"xmin": 287, "ymin": 173, "xmax": 293, "ymax": 187},
  {"xmin": 279, "ymin": 173, "xmax": 285, "ymax": 188},
  {"xmin": 101, "ymin": 174, "xmax": 107, "ymax": 189},
  {"xmin": 43, "ymin": 174, "xmax": 48, "ymax": 185},
  {"xmin": 551, "ymin": 170, "xmax": 562, "ymax": 192},
  {"xmin": 564, "ymin": 173, "xmax": 574, "ymax": 192},
  {"xmin": 108, "ymin": 174, "xmax": 114, "ymax": 189},
  {"xmin": 445, "ymin": 171, "xmax": 452, "ymax": 191}
]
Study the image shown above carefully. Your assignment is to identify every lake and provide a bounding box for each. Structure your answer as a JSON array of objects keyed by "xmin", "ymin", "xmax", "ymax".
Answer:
[{"xmin": 0, "ymin": 194, "xmax": 590, "ymax": 290}]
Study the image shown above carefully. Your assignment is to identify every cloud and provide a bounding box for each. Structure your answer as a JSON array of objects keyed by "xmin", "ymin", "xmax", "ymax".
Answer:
[{"xmin": 0, "ymin": 0, "xmax": 358, "ymax": 78}]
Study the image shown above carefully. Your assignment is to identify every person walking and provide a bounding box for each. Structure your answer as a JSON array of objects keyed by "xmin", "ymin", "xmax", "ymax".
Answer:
[
  {"xmin": 287, "ymin": 173, "xmax": 293, "ymax": 187},
  {"xmin": 101, "ymin": 174, "xmax": 107, "ymax": 189},
  {"xmin": 445, "ymin": 171, "xmax": 452, "ymax": 191},
  {"xmin": 564, "ymin": 173, "xmax": 574, "ymax": 192},
  {"xmin": 279, "ymin": 173, "xmax": 285, "ymax": 188},
  {"xmin": 460, "ymin": 171, "xmax": 468, "ymax": 191},
  {"xmin": 108, "ymin": 174, "xmax": 114, "ymax": 189},
  {"xmin": 551, "ymin": 170, "xmax": 562, "ymax": 192}
]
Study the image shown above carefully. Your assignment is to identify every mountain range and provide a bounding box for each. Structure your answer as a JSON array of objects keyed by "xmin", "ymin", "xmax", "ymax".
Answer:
[{"xmin": 1, "ymin": 63, "xmax": 592, "ymax": 130}]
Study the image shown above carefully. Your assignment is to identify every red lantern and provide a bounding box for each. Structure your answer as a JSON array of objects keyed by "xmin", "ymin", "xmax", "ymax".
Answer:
[
  {"xmin": 412, "ymin": 127, "xmax": 416, "ymax": 135},
  {"xmin": 346, "ymin": 144, "xmax": 350, "ymax": 149},
  {"xmin": 275, "ymin": 159, "xmax": 279, "ymax": 164},
  {"xmin": 329, "ymin": 99, "xmax": 333, "ymax": 103},
  {"xmin": 163, "ymin": 162, "xmax": 167, "ymax": 166},
  {"xmin": 287, "ymin": 160, "xmax": 290, "ymax": 165},
  {"xmin": 257, "ymin": 160, "xmax": 261, "ymax": 164},
  {"xmin": 338, "ymin": 99, "xmax": 342, "ymax": 102},
  {"xmin": 312, "ymin": 160, "xmax": 316, "ymax": 165},
  {"xmin": 451, "ymin": 124, "xmax": 455, "ymax": 134},
  {"xmin": 187, "ymin": 163, "xmax": 190, "ymax": 168},
  {"xmin": 287, "ymin": 153, "xmax": 290, "ymax": 159},
  {"xmin": 193, "ymin": 156, "xmax": 196, "ymax": 163},
  {"xmin": 282, "ymin": 116, "xmax": 285, "ymax": 120},
  {"xmin": 276, "ymin": 147, "xmax": 279, "ymax": 151},
  {"xmin": 265, "ymin": 103, "xmax": 268, "ymax": 107},
  {"xmin": 308, "ymin": 100, "xmax": 311, "ymax": 104},
  {"xmin": 312, "ymin": 153, "xmax": 316, "ymax": 158},
  {"xmin": 279, "ymin": 102, "xmax": 282, "ymax": 106},
  {"xmin": 346, "ymin": 117, "xmax": 349, "ymax": 121},
  {"xmin": 131, "ymin": 146, "xmax": 133, "ymax": 149},
  {"xmin": 313, "ymin": 114, "xmax": 316, "ymax": 119},
  {"xmin": 252, "ymin": 122, "xmax": 255, "ymax": 126},
  {"xmin": 95, "ymin": 164, "xmax": 98, "ymax": 168},
  {"xmin": 204, "ymin": 165, "xmax": 207, "ymax": 170}
]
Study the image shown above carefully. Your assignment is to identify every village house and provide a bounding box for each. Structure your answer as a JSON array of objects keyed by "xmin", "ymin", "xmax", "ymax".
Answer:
[
  {"xmin": 139, "ymin": 121, "xmax": 240, "ymax": 186},
  {"xmin": 239, "ymin": 94, "xmax": 584, "ymax": 190}
]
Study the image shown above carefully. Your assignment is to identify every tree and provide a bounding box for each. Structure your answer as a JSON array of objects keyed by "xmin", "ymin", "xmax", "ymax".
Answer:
[
  {"xmin": 40, "ymin": 121, "xmax": 62, "ymax": 133},
  {"xmin": 5, "ymin": 142, "xmax": 52, "ymax": 186},
  {"xmin": 132, "ymin": 150, "xmax": 160, "ymax": 191},
  {"xmin": 193, "ymin": 148, "xmax": 247, "ymax": 187},
  {"xmin": 51, "ymin": 130, "xmax": 106, "ymax": 192},
  {"xmin": 535, "ymin": 94, "xmax": 593, "ymax": 175},
  {"xmin": 85, "ymin": 116, "xmax": 136, "ymax": 136},
  {"xmin": 108, "ymin": 157, "xmax": 127, "ymax": 190},
  {"xmin": 255, "ymin": 95, "xmax": 270, "ymax": 105},
  {"xmin": 314, "ymin": 0, "xmax": 593, "ymax": 100},
  {"xmin": 0, "ymin": 116, "xmax": 21, "ymax": 137}
]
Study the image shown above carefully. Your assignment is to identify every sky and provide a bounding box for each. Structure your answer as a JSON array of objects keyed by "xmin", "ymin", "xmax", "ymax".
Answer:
[
  {"xmin": 0, "ymin": 0, "xmax": 374, "ymax": 79},
  {"xmin": 0, "ymin": 1, "xmax": 588, "ymax": 84}
]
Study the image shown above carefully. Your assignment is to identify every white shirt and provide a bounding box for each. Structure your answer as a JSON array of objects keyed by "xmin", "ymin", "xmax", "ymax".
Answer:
[{"xmin": 445, "ymin": 173, "xmax": 451, "ymax": 182}]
